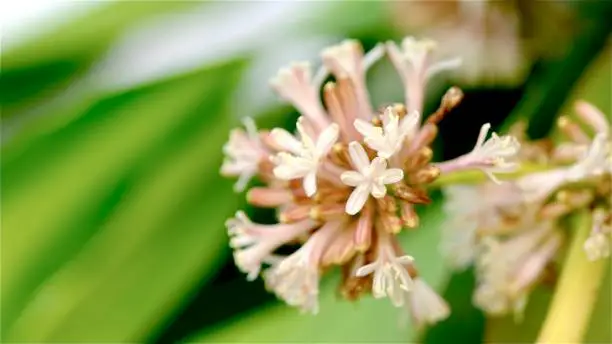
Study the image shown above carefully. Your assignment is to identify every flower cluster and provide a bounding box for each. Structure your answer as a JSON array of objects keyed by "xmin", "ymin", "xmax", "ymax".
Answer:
[
  {"xmin": 441, "ymin": 101, "xmax": 611, "ymax": 319},
  {"xmin": 221, "ymin": 37, "xmax": 521, "ymax": 326}
]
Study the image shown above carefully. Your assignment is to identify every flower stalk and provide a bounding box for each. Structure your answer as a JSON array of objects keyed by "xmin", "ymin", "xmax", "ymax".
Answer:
[
  {"xmin": 536, "ymin": 211, "xmax": 609, "ymax": 343},
  {"xmin": 429, "ymin": 162, "xmax": 548, "ymax": 188}
]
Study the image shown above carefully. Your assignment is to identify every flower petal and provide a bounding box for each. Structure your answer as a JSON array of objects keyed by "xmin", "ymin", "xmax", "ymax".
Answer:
[
  {"xmin": 371, "ymin": 182, "xmax": 386, "ymax": 198},
  {"xmin": 382, "ymin": 107, "xmax": 399, "ymax": 135},
  {"xmin": 380, "ymin": 168, "xmax": 404, "ymax": 184},
  {"xmin": 371, "ymin": 157, "xmax": 388, "ymax": 176},
  {"xmin": 316, "ymin": 123, "xmax": 339, "ymax": 155},
  {"xmin": 399, "ymin": 110, "xmax": 420, "ymax": 135},
  {"xmin": 348, "ymin": 141, "xmax": 370, "ymax": 173},
  {"xmin": 473, "ymin": 123, "xmax": 491, "ymax": 150},
  {"xmin": 355, "ymin": 262, "xmax": 378, "ymax": 277},
  {"xmin": 296, "ymin": 117, "xmax": 316, "ymax": 151},
  {"xmin": 354, "ymin": 119, "xmax": 382, "ymax": 138},
  {"xmin": 271, "ymin": 128, "xmax": 302, "ymax": 153},
  {"xmin": 341, "ymin": 171, "xmax": 365, "ymax": 187},
  {"xmin": 346, "ymin": 184, "xmax": 370, "ymax": 215},
  {"xmin": 425, "ymin": 57, "xmax": 462, "ymax": 80},
  {"xmin": 303, "ymin": 171, "xmax": 318, "ymax": 197}
]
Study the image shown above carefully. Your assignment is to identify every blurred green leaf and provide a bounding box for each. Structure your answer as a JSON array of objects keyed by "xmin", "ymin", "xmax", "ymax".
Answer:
[
  {"xmin": 501, "ymin": 1, "xmax": 612, "ymax": 137},
  {"xmin": 0, "ymin": 2, "xmax": 197, "ymax": 118},
  {"xmin": 187, "ymin": 201, "xmax": 450, "ymax": 343},
  {"xmin": 6, "ymin": 112, "xmax": 237, "ymax": 341},
  {"xmin": 1, "ymin": 60, "xmax": 246, "ymax": 336},
  {"xmin": 585, "ymin": 268, "xmax": 612, "ymax": 343},
  {"xmin": 484, "ymin": 286, "xmax": 554, "ymax": 343}
]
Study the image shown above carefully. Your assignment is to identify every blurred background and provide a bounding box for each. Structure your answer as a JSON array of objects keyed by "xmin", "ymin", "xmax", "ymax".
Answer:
[{"xmin": 1, "ymin": 1, "xmax": 610, "ymax": 343}]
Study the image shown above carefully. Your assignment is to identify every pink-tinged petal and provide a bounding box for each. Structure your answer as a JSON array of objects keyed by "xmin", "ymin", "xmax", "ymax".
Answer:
[
  {"xmin": 575, "ymin": 101, "xmax": 609, "ymax": 135},
  {"xmin": 380, "ymin": 168, "xmax": 404, "ymax": 184},
  {"xmin": 385, "ymin": 41, "xmax": 409, "ymax": 79},
  {"xmin": 473, "ymin": 123, "xmax": 491, "ymax": 150},
  {"xmin": 341, "ymin": 171, "xmax": 365, "ymax": 187},
  {"xmin": 348, "ymin": 142, "xmax": 370, "ymax": 173},
  {"xmin": 346, "ymin": 184, "xmax": 370, "ymax": 215},
  {"xmin": 303, "ymin": 171, "xmax": 318, "ymax": 197},
  {"xmin": 371, "ymin": 182, "xmax": 386, "ymax": 198},
  {"xmin": 362, "ymin": 43, "xmax": 385, "ymax": 70},
  {"xmin": 270, "ymin": 128, "xmax": 302, "ymax": 153},
  {"xmin": 425, "ymin": 57, "xmax": 462, "ymax": 80},
  {"xmin": 316, "ymin": 123, "xmax": 339, "ymax": 155}
]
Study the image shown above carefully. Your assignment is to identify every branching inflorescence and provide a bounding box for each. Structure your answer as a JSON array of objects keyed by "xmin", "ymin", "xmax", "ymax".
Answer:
[
  {"xmin": 220, "ymin": 37, "xmax": 523, "ymax": 327},
  {"xmin": 442, "ymin": 102, "xmax": 611, "ymax": 320}
]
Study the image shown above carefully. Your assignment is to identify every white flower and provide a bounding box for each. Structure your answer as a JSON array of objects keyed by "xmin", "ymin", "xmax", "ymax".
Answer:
[
  {"xmin": 440, "ymin": 183, "xmax": 528, "ymax": 270},
  {"xmin": 355, "ymin": 236, "xmax": 414, "ymax": 306},
  {"xmin": 221, "ymin": 117, "xmax": 265, "ymax": 192},
  {"xmin": 567, "ymin": 133, "xmax": 611, "ymax": 181},
  {"xmin": 407, "ymin": 278, "xmax": 450, "ymax": 327},
  {"xmin": 354, "ymin": 107, "xmax": 420, "ymax": 158},
  {"xmin": 516, "ymin": 168, "xmax": 569, "ymax": 203},
  {"xmin": 226, "ymin": 211, "xmax": 317, "ymax": 281},
  {"xmin": 264, "ymin": 252, "xmax": 320, "ymax": 314},
  {"xmin": 263, "ymin": 221, "xmax": 342, "ymax": 314},
  {"xmin": 272, "ymin": 118, "xmax": 339, "ymax": 197},
  {"xmin": 340, "ymin": 142, "xmax": 404, "ymax": 215},
  {"xmin": 466, "ymin": 123, "xmax": 521, "ymax": 183}
]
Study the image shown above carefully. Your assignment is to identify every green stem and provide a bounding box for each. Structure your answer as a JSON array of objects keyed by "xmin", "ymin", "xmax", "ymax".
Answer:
[
  {"xmin": 536, "ymin": 211, "xmax": 609, "ymax": 343},
  {"xmin": 430, "ymin": 163, "xmax": 548, "ymax": 188}
]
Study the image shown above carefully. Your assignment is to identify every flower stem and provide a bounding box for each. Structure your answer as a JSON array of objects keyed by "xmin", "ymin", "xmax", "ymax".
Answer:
[
  {"xmin": 430, "ymin": 162, "xmax": 548, "ymax": 188},
  {"xmin": 536, "ymin": 211, "xmax": 609, "ymax": 343}
]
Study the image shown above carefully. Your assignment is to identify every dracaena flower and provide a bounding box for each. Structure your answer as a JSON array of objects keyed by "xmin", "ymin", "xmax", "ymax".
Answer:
[
  {"xmin": 355, "ymin": 232, "xmax": 415, "ymax": 306},
  {"xmin": 220, "ymin": 37, "xmax": 515, "ymax": 325},
  {"xmin": 220, "ymin": 117, "xmax": 267, "ymax": 191},
  {"xmin": 354, "ymin": 107, "xmax": 420, "ymax": 159},
  {"xmin": 407, "ymin": 278, "xmax": 451, "ymax": 328},
  {"xmin": 436, "ymin": 123, "xmax": 521, "ymax": 183},
  {"xmin": 341, "ymin": 142, "xmax": 404, "ymax": 215},
  {"xmin": 271, "ymin": 117, "xmax": 339, "ymax": 197}
]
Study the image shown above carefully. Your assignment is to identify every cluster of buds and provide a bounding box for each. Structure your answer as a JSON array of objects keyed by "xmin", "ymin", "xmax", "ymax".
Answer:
[
  {"xmin": 441, "ymin": 101, "xmax": 611, "ymax": 319},
  {"xmin": 220, "ymin": 36, "xmax": 522, "ymax": 327}
]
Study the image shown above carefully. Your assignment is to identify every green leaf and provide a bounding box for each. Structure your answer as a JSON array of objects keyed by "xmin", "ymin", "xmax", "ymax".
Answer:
[
  {"xmin": 585, "ymin": 268, "xmax": 611, "ymax": 343},
  {"xmin": 500, "ymin": 1, "xmax": 612, "ymax": 137},
  {"xmin": 0, "ymin": 2, "xmax": 197, "ymax": 118},
  {"xmin": 5, "ymin": 111, "xmax": 237, "ymax": 341},
  {"xmin": 1, "ymin": 60, "xmax": 246, "ymax": 335},
  {"xmin": 188, "ymin": 201, "xmax": 450, "ymax": 343}
]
